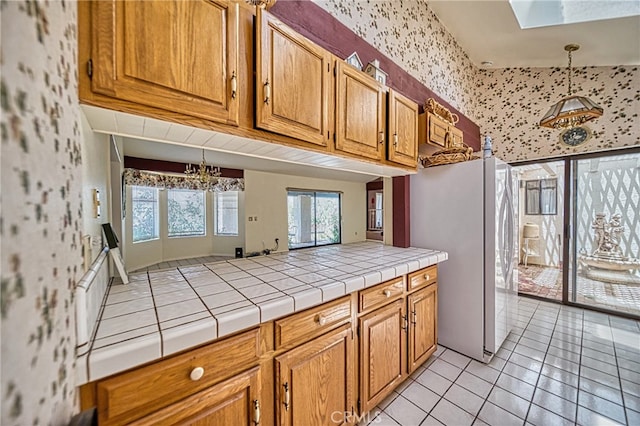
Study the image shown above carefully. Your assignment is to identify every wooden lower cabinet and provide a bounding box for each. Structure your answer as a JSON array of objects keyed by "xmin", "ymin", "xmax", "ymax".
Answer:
[
  {"xmin": 82, "ymin": 268, "xmax": 439, "ymax": 426},
  {"xmin": 275, "ymin": 325, "xmax": 355, "ymax": 426},
  {"xmin": 358, "ymin": 298, "xmax": 406, "ymax": 414},
  {"xmin": 407, "ymin": 283, "xmax": 438, "ymax": 374},
  {"xmin": 130, "ymin": 366, "xmax": 261, "ymax": 426}
]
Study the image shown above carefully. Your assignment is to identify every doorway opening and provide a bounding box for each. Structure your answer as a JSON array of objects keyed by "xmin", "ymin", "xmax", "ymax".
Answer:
[
  {"xmin": 513, "ymin": 148, "xmax": 640, "ymax": 319},
  {"xmin": 366, "ymin": 179, "xmax": 384, "ymax": 241}
]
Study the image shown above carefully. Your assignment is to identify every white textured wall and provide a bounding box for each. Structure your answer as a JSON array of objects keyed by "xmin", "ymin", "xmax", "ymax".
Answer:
[{"xmin": 1, "ymin": 1, "xmax": 82, "ymax": 424}]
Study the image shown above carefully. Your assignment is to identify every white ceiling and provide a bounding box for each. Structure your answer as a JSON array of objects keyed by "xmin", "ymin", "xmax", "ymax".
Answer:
[
  {"xmin": 82, "ymin": 105, "xmax": 405, "ymax": 183},
  {"xmin": 428, "ymin": 0, "xmax": 640, "ymax": 68}
]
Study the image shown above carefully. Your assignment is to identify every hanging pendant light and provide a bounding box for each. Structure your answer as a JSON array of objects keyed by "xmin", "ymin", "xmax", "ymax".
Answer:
[
  {"xmin": 539, "ymin": 44, "xmax": 603, "ymax": 129},
  {"xmin": 185, "ymin": 149, "xmax": 221, "ymax": 186}
]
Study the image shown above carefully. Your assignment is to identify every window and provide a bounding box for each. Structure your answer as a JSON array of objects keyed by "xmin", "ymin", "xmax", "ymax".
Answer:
[
  {"xmin": 215, "ymin": 191, "xmax": 239, "ymax": 236},
  {"xmin": 131, "ymin": 186, "xmax": 159, "ymax": 242},
  {"xmin": 368, "ymin": 191, "xmax": 383, "ymax": 231},
  {"xmin": 525, "ymin": 178, "xmax": 557, "ymax": 215},
  {"xmin": 167, "ymin": 189, "xmax": 206, "ymax": 237},
  {"xmin": 287, "ymin": 190, "xmax": 341, "ymax": 249}
]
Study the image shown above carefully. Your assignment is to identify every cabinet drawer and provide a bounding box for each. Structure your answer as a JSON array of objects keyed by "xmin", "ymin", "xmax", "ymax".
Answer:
[
  {"xmin": 275, "ymin": 296, "xmax": 352, "ymax": 349},
  {"xmin": 359, "ymin": 277, "xmax": 404, "ymax": 312},
  {"xmin": 408, "ymin": 265, "xmax": 437, "ymax": 292},
  {"xmin": 97, "ymin": 328, "xmax": 260, "ymax": 425}
]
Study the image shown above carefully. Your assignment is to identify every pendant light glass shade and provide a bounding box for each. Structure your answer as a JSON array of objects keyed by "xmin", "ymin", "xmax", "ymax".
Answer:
[
  {"xmin": 539, "ymin": 95, "xmax": 604, "ymax": 129},
  {"xmin": 539, "ymin": 44, "xmax": 603, "ymax": 129}
]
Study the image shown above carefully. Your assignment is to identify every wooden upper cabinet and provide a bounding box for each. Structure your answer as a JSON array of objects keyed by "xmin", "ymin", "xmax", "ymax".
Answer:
[
  {"xmin": 256, "ymin": 9, "xmax": 331, "ymax": 147},
  {"xmin": 388, "ymin": 89, "xmax": 418, "ymax": 167},
  {"xmin": 424, "ymin": 111, "xmax": 464, "ymax": 148},
  {"xmin": 335, "ymin": 61, "xmax": 385, "ymax": 161},
  {"xmin": 275, "ymin": 325, "xmax": 355, "ymax": 426},
  {"xmin": 130, "ymin": 367, "xmax": 261, "ymax": 426},
  {"xmin": 407, "ymin": 284, "xmax": 438, "ymax": 374},
  {"xmin": 359, "ymin": 299, "xmax": 406, "ymax": 414},
  {"xmin": 89, "ymin": 0, "xmax": 239, "ymax": 125}
]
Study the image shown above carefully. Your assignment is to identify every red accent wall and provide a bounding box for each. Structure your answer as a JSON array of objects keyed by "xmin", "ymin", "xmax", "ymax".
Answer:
[
  {"xmin": 392, "ymin": 176, "xmax": 411, "ymax": 248},
  {"xmin": 269, "ymin": 0, "xmax": 481, "ymax": 151},
  {"xmin": 124, "ymin": 156, "xmax": 244, "ymax": 178}
]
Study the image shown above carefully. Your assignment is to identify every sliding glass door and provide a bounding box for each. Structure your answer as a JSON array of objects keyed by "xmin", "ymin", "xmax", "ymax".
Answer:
[
  {"xmin": 513, "ymin": 161, "xmax": 565, "ymax": 301},
  {"xmin": 514, "ymin": 148, "xmax": 640, "ymax": 319},
  {"xmin": 569, "ymin": 151, "xmax": 640, "ymax": 316}
]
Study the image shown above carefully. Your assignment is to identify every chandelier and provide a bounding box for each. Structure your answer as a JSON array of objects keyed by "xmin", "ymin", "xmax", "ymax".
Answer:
[
  {"xmin": 185, "ymin": 149, "xmax": 221, "ymax": 185},
  {"xmin": 539, "ymin": 44, "xmax": 603, "ymax": 130}
]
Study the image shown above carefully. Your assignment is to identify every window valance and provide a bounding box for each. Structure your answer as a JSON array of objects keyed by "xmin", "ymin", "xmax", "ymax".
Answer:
[{"xmin": 123, "ymin": 168, "xmax": 244, "ymax": 192}]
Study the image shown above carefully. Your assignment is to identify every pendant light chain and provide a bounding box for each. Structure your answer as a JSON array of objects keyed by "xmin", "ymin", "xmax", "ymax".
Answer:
[{"xmin": 567, "ymin": 49, "xmax": 573, "ymax": 96}]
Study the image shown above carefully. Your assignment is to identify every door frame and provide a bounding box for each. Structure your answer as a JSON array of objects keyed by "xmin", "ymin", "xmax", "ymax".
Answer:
[{"xmin": 511, "ymin": 145, "xmax": 640, "ymax": 320}]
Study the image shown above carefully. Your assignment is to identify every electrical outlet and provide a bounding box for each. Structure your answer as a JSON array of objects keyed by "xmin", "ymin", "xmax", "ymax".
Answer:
[{"xmin": 248, "ymin": 216, "xmax": 253, "ymax": 222}]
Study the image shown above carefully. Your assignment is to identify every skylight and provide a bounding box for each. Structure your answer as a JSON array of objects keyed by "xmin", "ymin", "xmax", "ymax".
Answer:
[{"xmin": 509, "ymin": 0, "xmax": 640, "ymax": 29}]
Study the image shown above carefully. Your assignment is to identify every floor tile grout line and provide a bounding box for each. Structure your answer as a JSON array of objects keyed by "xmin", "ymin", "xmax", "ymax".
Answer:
[
  {"xmin": 145, "ymin": 270, "xmax": 164, "ymax": 357},
  {"xmin": 611, "ymin": 314, "xmax": 630, "ymax": 426},
  {"xmin": 469, "ymin": 299, "xmax": 540, "ymax": 426},
  {"xmin": 522, "ymin": 301, "xmax": 567, "ymax": 424}
]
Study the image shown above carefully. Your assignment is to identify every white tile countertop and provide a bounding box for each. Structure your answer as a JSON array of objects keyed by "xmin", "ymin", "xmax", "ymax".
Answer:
[{"xmin": 77, "ymin": 242, "xmax": 447, "ymax": 384}]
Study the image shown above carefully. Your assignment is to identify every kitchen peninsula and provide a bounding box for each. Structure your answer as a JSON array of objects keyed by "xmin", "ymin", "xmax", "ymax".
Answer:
[{"xmin": 79, "ymin": 242, "xmax": 446, "ymax": 425}]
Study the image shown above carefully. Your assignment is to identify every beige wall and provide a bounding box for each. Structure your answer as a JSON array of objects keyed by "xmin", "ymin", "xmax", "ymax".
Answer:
[
  {"xmin": 80, "ymin": 113, "xmax": 111, "ymax": 266},
  {"xmin": 243, "ymin": 170, "xmax": 367, "ymax": 253}
]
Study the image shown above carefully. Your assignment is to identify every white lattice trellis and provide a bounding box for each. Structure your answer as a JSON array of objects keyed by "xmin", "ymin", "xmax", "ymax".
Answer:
[{"xmin": 576, "ymin": 155, "xmax": 640, "ymax": 259}]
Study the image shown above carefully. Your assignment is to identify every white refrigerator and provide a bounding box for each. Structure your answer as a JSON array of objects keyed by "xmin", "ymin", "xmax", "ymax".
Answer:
[{"xmin": 410, "ymin": 157, "xmax": 518, "ymax": 362}]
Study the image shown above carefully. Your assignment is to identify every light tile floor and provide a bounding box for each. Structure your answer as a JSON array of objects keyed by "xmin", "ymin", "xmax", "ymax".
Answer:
[
  {"xmin": 131, "ymin": 255, "xmax": 233, "ymax": 272},
  {"xmin": 364, "ymin": 297, "xmax": 640, "ymax": 426}
]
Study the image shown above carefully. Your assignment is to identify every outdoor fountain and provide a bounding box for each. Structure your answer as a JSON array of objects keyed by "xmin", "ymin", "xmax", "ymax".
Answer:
[{"xmin": 578, "ymin": 213, "xmax": 640, "ymax": 284}]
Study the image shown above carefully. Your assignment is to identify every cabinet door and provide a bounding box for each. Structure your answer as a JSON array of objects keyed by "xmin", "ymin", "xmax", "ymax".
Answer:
[
  {"xmin": 407, "ymin": 284, "xmax": 438, "ymax": 374},
  {"xmin": 388, "ymin": 89, "xmax": 418, "ymax": 167},
  {"xmin": 275, "ymin": 326, "xmax": 355, "ymax": 426},
  {"xmin": 359, "ymin": 299, "xmax": 406, "ymax": 414},
  {"xmin": 256, "ymin": 9, "xmax": 331, "ymax": 147},
  {"xmin": 449, "ymin": 126, "xmax": 464, "ymax": 146},
  {"xmin": 90, "ymin": 0, "xmax": 239, "ymax": 125},
  {"xmin": 427, "ymin": 112, "xmax": 448, "ymax": 148},
  {"xmin": 335, "ymin": 61, "xmax": 385, "ymax": 161},
  {"xmin": 131, "ymin": 367, "xmax": 261, "ymax": 426}
]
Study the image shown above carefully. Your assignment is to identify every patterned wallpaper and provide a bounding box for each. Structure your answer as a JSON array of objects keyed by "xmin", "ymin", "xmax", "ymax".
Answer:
[
  {"xmin": 312, "ymin": 0, "xmax": 480, "ymax": 121},
  {"xmin": 1, "ymin": 1, "xmax": 82, "ymax": 424},
  {"xmin": 313, "ymin": 0, "xmax": 639, "ymax": 163},
  {"xmin": 477, "ymin": 66, "xmax": 640, "ymax": 162}
]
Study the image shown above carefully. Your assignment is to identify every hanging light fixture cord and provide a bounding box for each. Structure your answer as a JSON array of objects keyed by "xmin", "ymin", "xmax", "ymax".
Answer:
[{"xmin": 567, "ymin": 49, "xmax": 572, "ymax": 96}]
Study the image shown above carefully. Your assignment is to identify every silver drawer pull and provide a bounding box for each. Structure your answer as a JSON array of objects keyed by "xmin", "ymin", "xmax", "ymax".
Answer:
[{"xmin": 190, "ymin": 367, "xmax": 204, "ymax": 381}]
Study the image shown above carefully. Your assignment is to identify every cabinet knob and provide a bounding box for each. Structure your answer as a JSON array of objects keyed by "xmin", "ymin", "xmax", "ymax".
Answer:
[
  {"xmin": 424, "ymin": 274, "xmax": 430, "ymax": 281},
  {"xmin": 316, "ymin": 314, "xmax": 327, "ymax": 326},
  {"xmin": 189, "ymin": 367, "xmax": 205, "ymax": 381},
  {"xmin": 383, "ymin": 289, "xmax": 392, "ymax": 298},
  {"xmin": 231, "ymin": 71, "xmax": 237, "ymax": 99}
]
